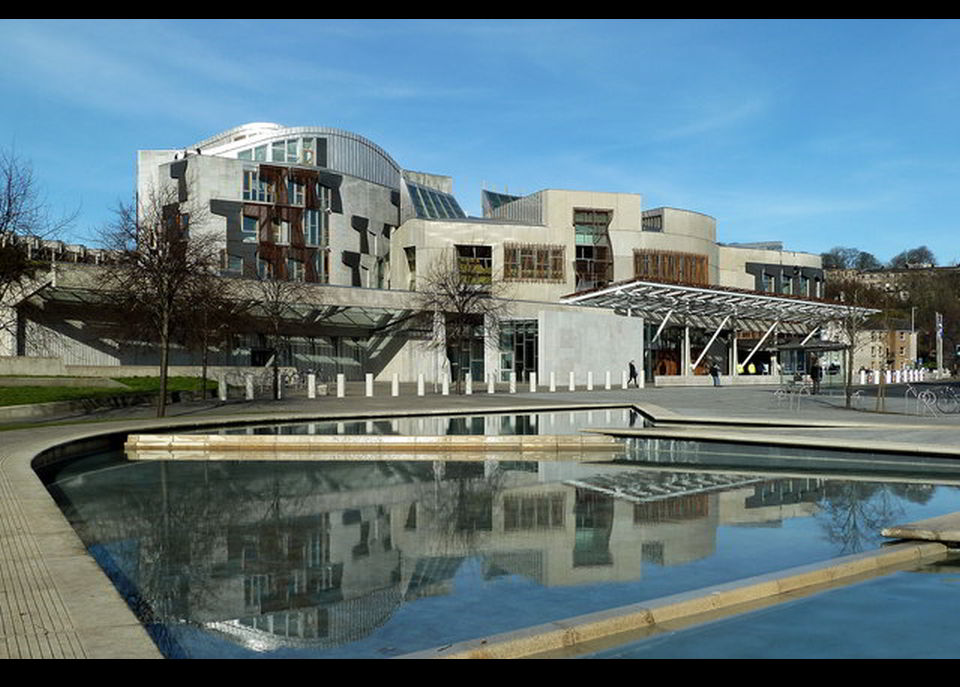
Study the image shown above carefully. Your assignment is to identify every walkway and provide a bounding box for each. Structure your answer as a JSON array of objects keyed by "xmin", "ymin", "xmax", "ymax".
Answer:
[{"xmin": 1, "ymin": 382, "xmax": 959, "ymax": 658}]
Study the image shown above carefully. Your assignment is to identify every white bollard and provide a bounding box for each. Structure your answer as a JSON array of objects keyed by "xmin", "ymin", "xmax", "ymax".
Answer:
[
  {"xmin": 245, "ymin": 374, "xmax": 254, "ymax": 400},
  {"xmin": 337, "ymin": 373, "xmax": 345, "ymax": 398},
  {"xmin": 885, "ymin": 370, "xmax": 892, "ymax": 384},
  {"xmin": 277, "ymin": 376, "xmax": 283, "ymax": 400},
  {"xmin": 218, "ymin": 374, "xmax": 227, "ymax": 401},
  {"xmin": 529, "ymin": 372, "xmax": 537, "ymax": 393},
  {"xmin": 894, "ymin": 369, "xmax": 901, "ymax": 384},
  {"xmin": 587, "ymin": 371, "xmax": 594, "ymax": 391},
  {"xmin": 569, "ymin": 371, "xmax": 575, "ymax": 391},
  {"xmin": 308, "ymin": 373, "xmax": 316, "ymax": 399},
  {"xmin": 549, "ymin": 371, "xmax": 556, "ymax": 392},
  {"xmin": 417, "ymin": 374, "xmax": 425, "ymax": 396},
  {"xmin": 621, "ymin": 370, "xmax": 628, "ymax": 390},
  {"xmin": 509, "ymin": 371, "xmax": 517, "ymax": 394},
  {"xmin": 605, "ymin": 370, "xmax": 611, "ymax": 390},
  {"xmin": 392, "ymin": 373, "xmax": 399, "ymax": 397},
  {"xmin": 488, "ymin": 373, "xmax": 495, "ymax": 394},
  {"xmin": 365, "ymin": 372, "xmax": 374, "ymax": 397},
  {"xmin": 442, "ymin": 375, "xmax": 449, "ymax": 396},
  {"xmin": 859, "ymin": 370, "xmax": 866, "ymax": 385},
  {"xmin": 465, "ymin": 373, "xmax": 472, "ymax": 395}
]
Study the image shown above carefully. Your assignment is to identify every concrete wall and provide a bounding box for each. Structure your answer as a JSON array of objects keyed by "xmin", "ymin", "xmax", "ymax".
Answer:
[
  {"xmin": 539, "ymin": 306, "xmax": 644, "ymax": 386},
  {"xmin": 390, "ymin": 218, "xmax": 567, "ymax": 302},
  {"xmin": 718, "ymin": 244, "xmax": 823, "ymax": 292},
  {"xmin": 639, "ymin": 207, "xmax": 719, "ymax": 284}
]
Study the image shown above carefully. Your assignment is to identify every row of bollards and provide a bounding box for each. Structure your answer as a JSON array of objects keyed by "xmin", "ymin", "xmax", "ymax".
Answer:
[
  {"xmin": 859, "ymin": 368, "xmax": 926, "ymax": 386},
  {"xmin": 220, "ymin": 369, "xmax": 634, "ymax": 401}
]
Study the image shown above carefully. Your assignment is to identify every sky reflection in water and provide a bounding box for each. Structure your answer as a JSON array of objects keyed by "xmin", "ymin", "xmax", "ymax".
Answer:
[{"xmin": 44, "ymin": 410, "xmax": 960, "ymax": 659}]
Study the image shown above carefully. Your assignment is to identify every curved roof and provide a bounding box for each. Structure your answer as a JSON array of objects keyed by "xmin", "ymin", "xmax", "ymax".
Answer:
[{"xmin": 190, "ymin": 123, "xmax": 404, "ymax": 189}]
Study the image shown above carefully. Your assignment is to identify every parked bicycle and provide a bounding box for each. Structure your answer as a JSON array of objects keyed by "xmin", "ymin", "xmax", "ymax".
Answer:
[{"xmin": 935, "ymin": 385, "xmax": 960, "ymax": 414}]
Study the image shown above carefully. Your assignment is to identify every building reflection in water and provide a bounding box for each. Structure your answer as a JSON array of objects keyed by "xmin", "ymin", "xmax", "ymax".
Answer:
[{"xmin": 46, "ymin": 419, "xmax": 942, "ymax": 657}]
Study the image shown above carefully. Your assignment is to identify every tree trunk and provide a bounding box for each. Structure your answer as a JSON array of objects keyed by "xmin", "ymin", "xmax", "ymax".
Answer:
[
  {"xmin": 201, "ymin": 334, "xmax": 209, "ymax": 400},
  {"xmin": 844, "ymin": 341, "xmax": 854, "ymax": 409},
  {"xmin": 158, "ymin": 313, "xmax": 170, "ymax": 418}
]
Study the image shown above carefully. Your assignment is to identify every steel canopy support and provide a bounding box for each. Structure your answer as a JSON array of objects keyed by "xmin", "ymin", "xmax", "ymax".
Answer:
[
  {"xmin": 692, "ymin": 314, "xmax": 731, "ymax": 371},
  {"xmin": 740, "ymin": 319, "xmax": 778, "ymax": 370},
  {"xmin": 800, "ymin": 325, "xmax": 821, "ymax": 346},
  {"xmin": 651, "ymin": 308, "xmax": 674, "ymax": 343}
]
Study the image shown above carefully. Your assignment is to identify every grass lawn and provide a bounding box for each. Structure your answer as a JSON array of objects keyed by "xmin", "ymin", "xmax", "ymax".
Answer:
[{"xmin": 0, "ymin": 376, "xmax": 218, "ymax": 407}]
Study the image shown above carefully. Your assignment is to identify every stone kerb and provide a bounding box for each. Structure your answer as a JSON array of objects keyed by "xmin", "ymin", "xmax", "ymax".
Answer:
[
  {"xmin": 123, "ymin": 433, "xmax": 626, "ymax": 462},
  {"xmin": 399, "ymin": 541, "xmax": 947, "ymax": 659}
]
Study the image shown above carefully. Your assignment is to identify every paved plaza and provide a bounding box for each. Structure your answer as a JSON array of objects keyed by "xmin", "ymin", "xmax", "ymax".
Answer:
[{"xmin": 2, "ymin": 381, "xmax": 959, "ymax": 659}]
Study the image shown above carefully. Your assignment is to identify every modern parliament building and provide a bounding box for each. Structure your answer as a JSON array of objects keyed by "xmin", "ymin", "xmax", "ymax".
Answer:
[{"xmin": 5, "ymin": 122, "xmax": 855, "ymax": 387}]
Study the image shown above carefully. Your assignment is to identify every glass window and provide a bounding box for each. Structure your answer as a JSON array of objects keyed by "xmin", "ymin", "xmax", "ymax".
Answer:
[
  {"xmin": 226, "ymin": 255, "xmax": 243, "ymax": 273},
  {"xmin": 242, "ymin": 215, "xmax": 258, "ymax": 234},
  {"xmin": 287, "ymin": 258, "xmax": 304, "ymax": 282},
  {"xmin": 405, "ymin": 247, "xmax": 416, "ymax": 290},
  {"xmin": 305, "ymin": 209, "xmax": 325, "ymax": 246},
  {"xmin": 313, "ymin": 250, "xmax": 329, "ymax": 284},
  {"xmin": 242, "ymin": 169, "xmax": 273, "ymax": 203},
  {"xmin": 286, "ymin": 139, "xmax": 299, "ymax": 164},
  {"xmin": 272, "ymin": 140, "xmax": 285, "ymax": 163},
  {"xmin": 456, "ymin": 245, "xmax": 492, "ymax": 285},
  {"xmin": 287, "ymin": 179, "xmax": 304, "ymax": 205},
  {"xmin": 257, "ymin": 255, "xmax": 272, "ymax": 278},
  {"xmin": 254, "ymin": 145, "xmax": 267, "ymax": 161},
  {"xmin": 268, "ymin": 219, "xmax": 290, "ymax": 245},
  {"xmin": 302, "ymin": 138, "xmax": 315, "ymax": 165},
  {"xmin": 237, "ymin": 149, "xmax": 252, "ymax": 160}
]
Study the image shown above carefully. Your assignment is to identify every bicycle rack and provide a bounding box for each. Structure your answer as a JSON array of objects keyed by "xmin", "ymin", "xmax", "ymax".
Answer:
[{"xmin": 917, "ymin": 390, "xmax": 940, "ymax": 417}]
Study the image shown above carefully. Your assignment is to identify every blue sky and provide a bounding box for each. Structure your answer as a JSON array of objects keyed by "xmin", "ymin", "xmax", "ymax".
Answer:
[{"xmin": 2, "ymin": 18, "xmax": 959, "ymax": 265}]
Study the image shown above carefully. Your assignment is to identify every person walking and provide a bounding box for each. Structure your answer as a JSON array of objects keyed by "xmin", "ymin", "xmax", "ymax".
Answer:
[
  {"xmin": 810, "ymin": 356, "xmax": 823, "ymax": 395},
  {"xmin": 628, "ymin": 360, "xmax": 639, "ymax": 388},
  {"xmin": 709, "ymin": 362, "xmax": 721, "ymax": 387}
]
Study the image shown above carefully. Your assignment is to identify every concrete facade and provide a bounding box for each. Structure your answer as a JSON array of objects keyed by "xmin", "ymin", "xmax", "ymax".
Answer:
[{"xmin": 4, "ymin": 122, "xmax": 828, "ymax": 387}]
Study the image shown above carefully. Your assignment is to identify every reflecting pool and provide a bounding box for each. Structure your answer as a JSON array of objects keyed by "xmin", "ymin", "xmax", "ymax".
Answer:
[
  {"xmin": 584, "ymin": 555, "xmax": 960, "ymax": 659},
  {"xmin": 40, "ymin": 410, "xmax": 960, "ymax": 659}
]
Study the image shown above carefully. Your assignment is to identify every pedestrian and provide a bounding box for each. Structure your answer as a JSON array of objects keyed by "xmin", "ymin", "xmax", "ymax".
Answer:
[
  {"xmin": 709, "ymin": 362, "xmax": 721, "ymax": 387},
  {"xmin": 810, "ymin": 356, "xmax": 822, "ymax": 395},
  {"xmin": 628, "ymin": 360, "xmax": 639, "ymax": 388}
]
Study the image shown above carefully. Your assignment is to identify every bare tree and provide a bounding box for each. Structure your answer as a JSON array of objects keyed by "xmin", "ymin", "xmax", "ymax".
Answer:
[
  {"xmin": 413, "ymin": 248, "xmax": 513, "ymax": 394},
  {"xmin": 180, "ymin": 276, "xmax": 254, "ymax": 399},
  {"xmin": 826, "ymin": 276, "xmax": 887, "ymax": 409},
  {"xmin": 890, "ymin": 245, "xmax": 937, "ymax": 268},
  {"xmin": 97, "ymin": 184, "xmax": 221, "ymax": 417},
  {"xmin": 0, "ymin": 146, "xmax": 76, "ymax": 342},
  {"xmin": 246, "ymin": 273, "xmax": 311, "ymax": 400}
]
